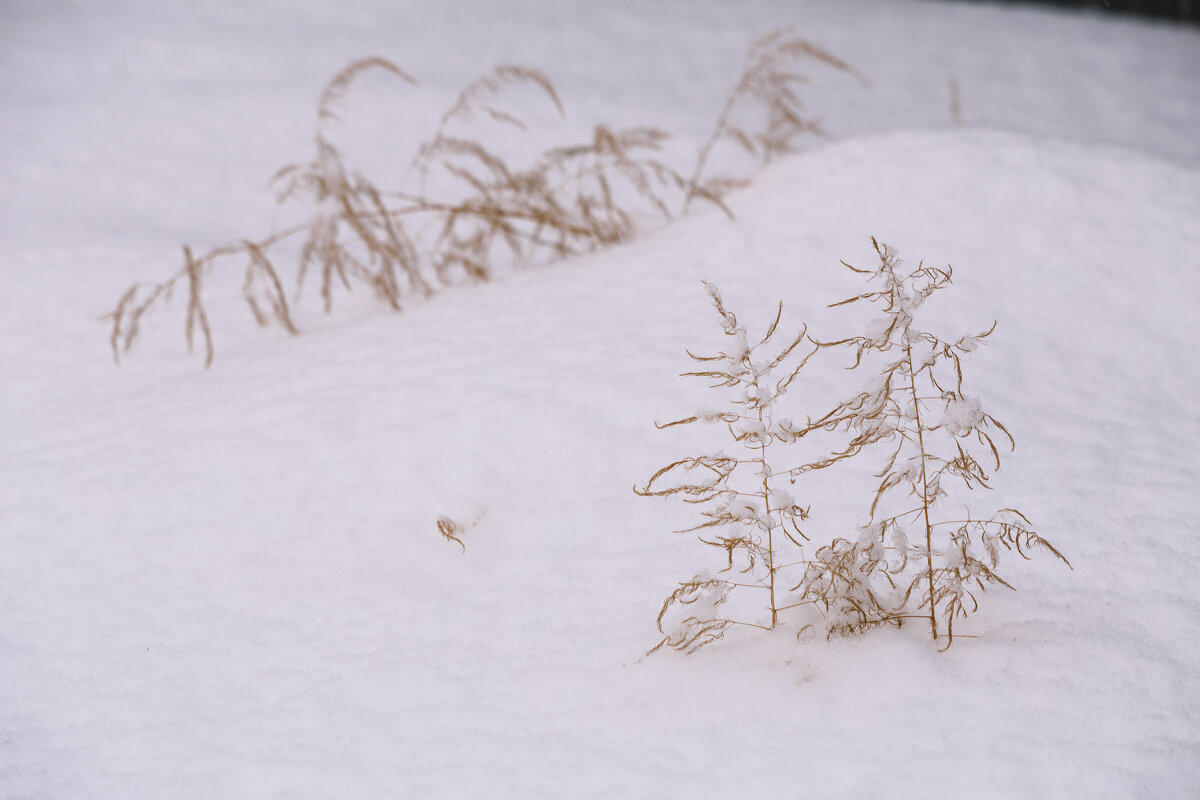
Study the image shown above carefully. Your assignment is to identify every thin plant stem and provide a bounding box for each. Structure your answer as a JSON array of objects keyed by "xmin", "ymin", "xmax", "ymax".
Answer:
[
  {"xmin": 759, "ymin": 405, "xmax": 777, "ymax": 628},
  {"xmin": 906, "ymin": 343, "xmax": 939, "ymax": 642}
]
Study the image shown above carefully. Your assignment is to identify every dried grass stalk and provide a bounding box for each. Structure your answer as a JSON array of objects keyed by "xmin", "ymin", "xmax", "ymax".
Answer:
[
  {"xmin": 813, "ymin": 238, "xmax": 1070, "ymax": 649},
  {"xmin": 637, "ymin": 282, "xmax": 871, "ymax": 653},
  {"xmin": 105, "ymin": 29, "xmax": 861, "ymax": 367},
  {"xmin": 640, "ymin": 242, "xmax": 1069, "ymax": 652},
  {"xmin": 438, "ymin": 516, "xmax": 466, "ymax": 552},
  {"xmin": 683, "ymin": 27, "xmax": 866, "ymax": 213}
]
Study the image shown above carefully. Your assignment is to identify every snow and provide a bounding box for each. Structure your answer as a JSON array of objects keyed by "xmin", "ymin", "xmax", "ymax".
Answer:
[
  {"xmin": 3, "ymin": 1, "xmax": 1200, "ymax": 798},
  {"xmin": 940, "ymin": 395, "xmax": 985, "ymax": 436}
]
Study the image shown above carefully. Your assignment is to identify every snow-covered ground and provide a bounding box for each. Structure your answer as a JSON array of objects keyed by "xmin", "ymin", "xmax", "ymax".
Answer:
[{"xmin": 2, "ymin": 1, "xmax": 1199, "ymax": 797}]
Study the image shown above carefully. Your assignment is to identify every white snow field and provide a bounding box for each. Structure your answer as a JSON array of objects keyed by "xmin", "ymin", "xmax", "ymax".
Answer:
[{"xmin": 2, "ymin": 1, "xmax": 1199, "ymax": 797}]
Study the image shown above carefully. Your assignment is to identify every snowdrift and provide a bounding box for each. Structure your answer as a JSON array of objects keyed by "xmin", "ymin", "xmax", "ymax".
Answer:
[{"xmin": 3, "ymin": 124, "xmax": 1198, "ymax": 796}]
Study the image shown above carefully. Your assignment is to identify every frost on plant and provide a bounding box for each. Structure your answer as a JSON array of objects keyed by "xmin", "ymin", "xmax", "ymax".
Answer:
[
  {"xmin": 636, "ymin": 282, "xmax": 851, "ymax": 654},
  {"xmin": 817, "ymin": 238, "xmax": 1071, "ymax": 649}
]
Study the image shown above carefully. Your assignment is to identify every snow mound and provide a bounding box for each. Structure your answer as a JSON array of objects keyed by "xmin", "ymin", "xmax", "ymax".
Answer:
[{"xmin": 3, "ymin": 123, "xmax": 1198, "ymax": 797}]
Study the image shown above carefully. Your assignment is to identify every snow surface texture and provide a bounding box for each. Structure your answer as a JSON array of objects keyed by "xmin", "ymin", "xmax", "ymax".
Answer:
[{"xmin": 2, "ymin": 1, "xmax": 1199, "ymax": 797}]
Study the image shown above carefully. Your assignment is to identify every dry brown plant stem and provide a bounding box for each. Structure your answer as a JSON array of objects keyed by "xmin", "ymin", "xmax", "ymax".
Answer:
[
  {"xmin": 760, "ymin": 433, "xmax": 778, "ymax": 627},
  {"xmin": 905, "ymin": 343, "xmax": 938, "ymax": 640}
]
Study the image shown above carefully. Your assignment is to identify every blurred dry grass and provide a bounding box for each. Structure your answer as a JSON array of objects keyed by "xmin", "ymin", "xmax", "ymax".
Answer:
[{"xmin": 104, "ymin": 28, "xmax": 861, "ymax": 367}]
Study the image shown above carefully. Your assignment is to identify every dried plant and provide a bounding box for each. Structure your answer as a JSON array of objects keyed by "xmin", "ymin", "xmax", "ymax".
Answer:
[
  {"xmin": 104, "ymin": 60, "xmax": 705, "ymax": 366},
  {"xmin": 410, "ymin": 114, "xmax": 706, "ymax": 283},
  {"xmin": 813, "ymin": 238, "xmax": 1070, "ymax": 649},
  {"xmin": 106, "ymin": 58, "xmax": 418, "ymax": 366},
  {"xmin": 437, "ymin": 516, "xmax": 466, "ymax": 552},
  {"xmin": 683, "ymin": 27, "xmax": 866, "ymax": 213},
  {"xmin": 635, "ymin": 282, "xmax": 876, "ymax": 654},
  {"xmin": 641, "ymin": 244, "xmax": 1068, "ymax": 652},
  {"xmin": 105, "ymin": 29, "xmax": 861, "ymax": 367},
  {"xmin": 271, "ymin": 59, "xmax": 428, "ymax": 312},
  {"xmin": 789, "ymin": 531, "xmax": 900, "ymax": 638}
]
